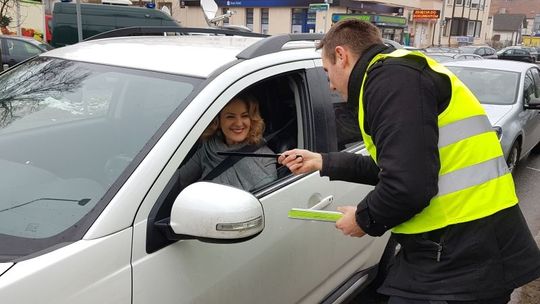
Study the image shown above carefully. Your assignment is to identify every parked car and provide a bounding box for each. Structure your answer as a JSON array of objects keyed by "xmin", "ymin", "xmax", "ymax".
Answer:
[
  {"xmin": 523, "ymin": 46, "xmax": 539, "ymax": 62},
  {"xmin": 427, "ymin": 52, "xmax": 483, "ymax": 63},
  {"xmin": 50, "ymin": 2, "xmax": 180, "ymax": 48},
  {"xmin": 0, "ymin": 28, "xmax": 395, "ymax": 303},
  {"xmin": 0, "ymin": 35, "xmax": 53, "ymax": 69},
  {"xmin": 496, "ymin": 46, "xmax": 536, "ymax": 63},
  {"xmin": 458, "ymin": 45, "xmax": 497, "ymax": 59},
  {"xmin": 445, "ymin": 60, "xmax": 540, "ymax": 171}
]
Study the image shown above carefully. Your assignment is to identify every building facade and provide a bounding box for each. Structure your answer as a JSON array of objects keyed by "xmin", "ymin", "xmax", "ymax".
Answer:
[{"xmin": 174, "ymin": 1, "xmax": 493, "ymax": 47}]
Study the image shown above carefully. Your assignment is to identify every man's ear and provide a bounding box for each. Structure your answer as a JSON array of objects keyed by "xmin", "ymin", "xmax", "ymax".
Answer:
[{"xmin": 335, "ymin": 46, "xmax": 349, "ymax": 67}]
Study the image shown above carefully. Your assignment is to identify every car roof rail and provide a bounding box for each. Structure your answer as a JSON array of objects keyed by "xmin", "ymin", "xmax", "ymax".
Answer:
[
  {"xmin": 236, "ymin": 33, "xmax": 323, "ymax": 60},
  {"xmin": 84, "ymin": 26, "xmax": 268, "ymax": 41}
]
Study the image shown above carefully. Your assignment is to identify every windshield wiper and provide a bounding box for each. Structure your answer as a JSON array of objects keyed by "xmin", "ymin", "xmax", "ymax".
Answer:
[{"xmin": 0, "ymin": 197, "xmax": 91, "ymax": 213}]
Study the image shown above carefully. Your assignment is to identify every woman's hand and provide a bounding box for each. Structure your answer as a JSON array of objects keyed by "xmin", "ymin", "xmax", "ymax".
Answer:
[{"xmin": 277, "ymin": 149, "xmax": 322, "ymax": 175}]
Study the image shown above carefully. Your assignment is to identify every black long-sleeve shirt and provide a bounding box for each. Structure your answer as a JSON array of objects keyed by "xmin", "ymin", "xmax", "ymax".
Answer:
[
  {"xmin": 321, "ymin": 45, "xmax": 451, "ymax": 236},
  {"xmin": 319, "ymin": 45, "xmax": 540, "ymax": 300}
]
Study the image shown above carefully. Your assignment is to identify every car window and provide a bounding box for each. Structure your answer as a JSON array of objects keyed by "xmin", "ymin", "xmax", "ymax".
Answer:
[
  {"xmin": 515, "ymin": 49, "xmax": 527, "ymax": 55},
  {"xmin": 477, "ymin": 48, "xmax": 485, "ymax": 56},
  {"xmin": 0, "ymin": 57, "xmax": 201, "ymax": 241},
  {"xmin": 524, "ymin": 70, "xmax": 536, "ymax": 103},
  {"xmin": 176, "ymin": 73, "xmax": 302, "ymax": 194},
  {"xmin": 6, "ymin": 39, "xmax": 41, "ymax": 57},
  {"xmin": 330, "ymin": 91, "xmax": 362, "ymax": 150},
  {"xmin": 531, "ymin": 68, "xmax": 540, "ymax": 97}
]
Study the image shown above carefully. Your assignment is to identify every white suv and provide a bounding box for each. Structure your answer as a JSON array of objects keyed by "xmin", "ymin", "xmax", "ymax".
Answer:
[{"xmin": 0, "ymin": 28, "xmax": 393, "ymax": 303}]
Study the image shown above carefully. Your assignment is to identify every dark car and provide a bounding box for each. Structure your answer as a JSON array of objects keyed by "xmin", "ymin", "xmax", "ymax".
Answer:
[
  {"xmin": 497, "ymin": 47, "xmax": 536, "ymax": 63},
  {"xmin": 458, "ymin": 45, "xmax": 497, "ymax": 59},
  {"xmin": 0, "ymin": 36, "xmax": 53, "ymax": 69},
  {"xmin": 523, "ymin": 46, "xmax": 539, "ymax": 61}
]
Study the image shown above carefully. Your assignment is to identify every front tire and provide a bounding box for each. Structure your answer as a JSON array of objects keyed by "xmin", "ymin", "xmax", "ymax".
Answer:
[{"xmin": 507, "ymin": 141, "xmax": 520, "ymax": 173}]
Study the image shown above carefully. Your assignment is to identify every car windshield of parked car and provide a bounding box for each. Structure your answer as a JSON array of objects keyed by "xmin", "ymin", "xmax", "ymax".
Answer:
[
  {"xmin": 447, "ymin": 66, "xmax": 519, "ymax": 105},
  {"xmin": 0, "ymin": 57, "xmax": 201, "ymax": 259}
]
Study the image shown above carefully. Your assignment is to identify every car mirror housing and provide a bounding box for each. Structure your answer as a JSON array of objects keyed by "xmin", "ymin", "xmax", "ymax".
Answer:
[
  {"xmin": 525, "ymin": 97, "xmax": 540, "ymax": 109},
  {"xmin": 155, "ymin": 182, "xmax": 264, "ymax": 243}
]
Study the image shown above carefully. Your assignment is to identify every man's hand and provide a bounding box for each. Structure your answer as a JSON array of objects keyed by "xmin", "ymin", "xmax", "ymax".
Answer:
[
  {"xmin": 335, "ymin": 206, "xmax": 366, "ymax": 238},
  {"xmin": 278, "ymin": 149, "xmax": 322, "ymax": 175}
]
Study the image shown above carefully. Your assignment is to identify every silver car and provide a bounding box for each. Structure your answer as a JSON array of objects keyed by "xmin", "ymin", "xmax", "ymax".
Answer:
[
  {"xmin": 0, "ymin": 30, "xmax": 392, "ymax": 303},
  {"xmin": 445, "ymin": 60, "xmax": 540, "ymax": 171}
]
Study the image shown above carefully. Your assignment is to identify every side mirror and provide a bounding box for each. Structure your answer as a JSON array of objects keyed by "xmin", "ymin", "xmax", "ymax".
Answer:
[
  {"xmin": 155, "ymin": 182, "xmax": 264, "ymax": 243},
  {"xmin": 526, "ymin": 96, "xmax": 540, "ymax": 108}
]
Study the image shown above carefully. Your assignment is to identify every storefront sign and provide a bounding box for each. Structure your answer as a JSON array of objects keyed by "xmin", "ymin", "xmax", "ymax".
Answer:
[
  {"xmin": 373, "ymin": 15, "xmax": 407, "ymax": 27},
  {"xmin": 332, "ymin": 14, "xmax": 372, "ymax": 23},
  {"xmin": 332, "ymin": 14, "xmax": 407, "ymax": 28},
  {"xmin": 412, "ymin": 10, "xmax": 440, "ymax": 20},
  {"xmin": 308, "ymin": 3, "xmax": 329, "ymax": 12}
]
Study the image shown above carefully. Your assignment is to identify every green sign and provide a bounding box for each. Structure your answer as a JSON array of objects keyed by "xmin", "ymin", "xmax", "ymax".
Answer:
[
  {"xmin": 332, "ymin": 14, "xmax": 372, "ymax": 23},
  {"xmin": 309, "ymin": 3, "xmax": 329, "ymax": 12},
  {"xmin": 332, "ymin": 13, "xmax": 407, "ymax": 28}
]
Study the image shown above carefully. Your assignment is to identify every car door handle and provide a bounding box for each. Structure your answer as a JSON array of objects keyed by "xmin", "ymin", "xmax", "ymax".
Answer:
[{"xmin": 310, "ymin": 195, "xmax": 333, "ymax": 210}]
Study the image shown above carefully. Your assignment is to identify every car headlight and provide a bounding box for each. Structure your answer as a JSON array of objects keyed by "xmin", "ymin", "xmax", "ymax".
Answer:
[{"xmin": 493, "ymin": 126, "xmax": 502, "ymax": 140}]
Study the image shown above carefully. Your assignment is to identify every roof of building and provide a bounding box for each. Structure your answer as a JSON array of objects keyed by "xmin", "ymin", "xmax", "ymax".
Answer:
[
  {"xmin": 493, "ymin": 14, "xmax": 527, "ymax": 31},
  {"xmin": 490, "ymin": 0, "xmax": 540, "ymax": 19}
]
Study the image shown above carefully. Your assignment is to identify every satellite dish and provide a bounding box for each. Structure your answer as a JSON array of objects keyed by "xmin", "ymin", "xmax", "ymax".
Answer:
[
  {"xmin": 161, "ymin": 6, "xmax": 171, "ymax": 16},
  {"xmin": 200, "ymin": 0, "xmax": 218, "ymax": 21}
]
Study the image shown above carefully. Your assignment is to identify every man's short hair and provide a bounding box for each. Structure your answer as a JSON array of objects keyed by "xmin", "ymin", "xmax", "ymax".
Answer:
[{"xmin": 317, "ymin": 19, "xmax": 383, "ymax": 64}]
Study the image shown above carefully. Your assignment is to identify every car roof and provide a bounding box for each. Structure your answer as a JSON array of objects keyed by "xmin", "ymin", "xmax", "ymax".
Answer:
[
  {"xmin": 41, "ymin": 35, "xmax": 265, "ymax": 77},
  {"xmin": 444, "ymin": 58, "xmax": 535, "ymax": 72}
]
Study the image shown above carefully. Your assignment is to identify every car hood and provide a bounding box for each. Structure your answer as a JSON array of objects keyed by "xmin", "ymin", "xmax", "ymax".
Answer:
[
  {"xmin": 0, "ymin": 262, "xmax": 14, "ymax": 276},
  {"xmin": 481, "ymin": 104, "xmax": 514, "ymax": 126}
]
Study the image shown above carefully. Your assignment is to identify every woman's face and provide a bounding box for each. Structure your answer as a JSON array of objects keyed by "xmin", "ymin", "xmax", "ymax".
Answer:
[{"xmin": 219, "ymin": 98, "xmax": 251, "ymax": 145}]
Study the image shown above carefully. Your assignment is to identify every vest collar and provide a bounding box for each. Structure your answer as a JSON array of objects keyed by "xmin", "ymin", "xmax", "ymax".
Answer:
[{"xmin": 347, "ymin": 43, "xmax": 390, "ymax": 108}]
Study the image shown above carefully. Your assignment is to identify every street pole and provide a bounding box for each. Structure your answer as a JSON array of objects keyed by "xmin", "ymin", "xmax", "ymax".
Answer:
[
  {"xmin": 323, "ymin": 0, "xmax": 328, "ymax": 33},
  {"xmin": 438, "ymin": 0, "xmax": 446, "ymax": 46},
  {"xmin": 16, "ymin": 0, "xmax": 21, "ymax": 36},
  {"xmin": 76, "ymin": 0, "xmax": 83, "ymax": 42}
]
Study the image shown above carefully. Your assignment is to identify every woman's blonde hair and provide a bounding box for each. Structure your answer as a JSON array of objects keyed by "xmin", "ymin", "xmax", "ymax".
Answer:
[{"xmin": 201, "ymin": 93, "xmax": 265, "ymax": 145}]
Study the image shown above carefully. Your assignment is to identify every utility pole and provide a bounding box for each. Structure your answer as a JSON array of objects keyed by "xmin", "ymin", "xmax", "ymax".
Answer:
[
  {"xmin": 76, "ymin": 0, "xmax": 83, "ymax": 42},
  {"xmin": 438, "ymin": 0, "xmax": 446, "ymax": 46},
  {"xmin": 16, "ymin": 0, "xmax": 20, "ymax": 36}
]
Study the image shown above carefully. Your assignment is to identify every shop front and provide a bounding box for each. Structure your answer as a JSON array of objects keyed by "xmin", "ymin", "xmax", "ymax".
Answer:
[{"xmin": 332, "ymin": 13, "xmax": 407, "ymax": 44}]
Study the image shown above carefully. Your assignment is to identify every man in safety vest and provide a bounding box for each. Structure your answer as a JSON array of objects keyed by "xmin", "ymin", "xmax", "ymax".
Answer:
[{"xmin": 279, "ymin": 19, "xmax": 540, "ymax": 303}]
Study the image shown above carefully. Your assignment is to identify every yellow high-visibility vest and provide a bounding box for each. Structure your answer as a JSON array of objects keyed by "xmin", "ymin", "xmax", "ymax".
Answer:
[{"xmin": 358, "ymin": 49, "xmax": 518, "ymax": 234}]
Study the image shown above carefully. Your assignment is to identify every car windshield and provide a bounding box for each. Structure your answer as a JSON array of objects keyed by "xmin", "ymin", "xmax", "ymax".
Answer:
[
  {"xmin": 0, "ymin": 57, "xmax": 201, "ymax": 260},
  {"xmin": 447, "ymin": 66, "xmax": 519, "ymax": 105}
]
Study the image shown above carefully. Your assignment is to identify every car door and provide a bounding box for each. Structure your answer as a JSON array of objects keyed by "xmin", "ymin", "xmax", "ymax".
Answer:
[
  {"xmin": 130, "ymin": 60, "xmax": 388, "ymax": 304},
  {"xmin": 500, "ymin": 49, "xmax": 513, "ymax": 61},
  {"xmin": 522, "ymin": 68, "xmax": 540, "ymax": 153}
]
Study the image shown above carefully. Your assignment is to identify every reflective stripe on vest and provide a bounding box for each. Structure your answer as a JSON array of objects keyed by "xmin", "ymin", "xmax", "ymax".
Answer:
[{"xmin": 357, "ymin": 50, "xmax": 518, "ymax": 234}]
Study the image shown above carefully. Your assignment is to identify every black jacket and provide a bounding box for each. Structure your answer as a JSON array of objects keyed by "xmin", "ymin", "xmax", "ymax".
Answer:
[{"xmin": 320, "ymin": 45, "xmax": 540, "ymax": 300}]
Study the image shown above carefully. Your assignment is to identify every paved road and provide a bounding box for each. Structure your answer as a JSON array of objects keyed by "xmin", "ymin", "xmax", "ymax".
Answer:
[{"xmin": 355, "ymin": 151, "xmax": 540, "ymax": 303}]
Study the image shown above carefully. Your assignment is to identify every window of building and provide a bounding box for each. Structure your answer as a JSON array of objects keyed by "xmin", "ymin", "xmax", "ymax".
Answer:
[
  {"xmin": 474, "ymin": 21, "xmax": 482, "ymax": 37},
  {"xmin": 455, "ymin": 0, "xmax": 464, "ymax": 6},
  {"xmin": 471, "ymin": 0, "xmax": 480, "ymax": 8},
  {"xmin": 467, "ymin": 20, "xmax": 475, "ymax": 36},
  {"xmin": 246, "ymin": 8, "xmax": 254, "ymax": 31},
  {"xmin": 291, "ymin": 8, "xmax": 314, "ymax": 33},
  {"xmin": 450, "ymin": 18, "xmax": 468, "ymax": 36},
  {"xmin": 261, "ymin": 8, "xmax": 269, "ymax": 34}
]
